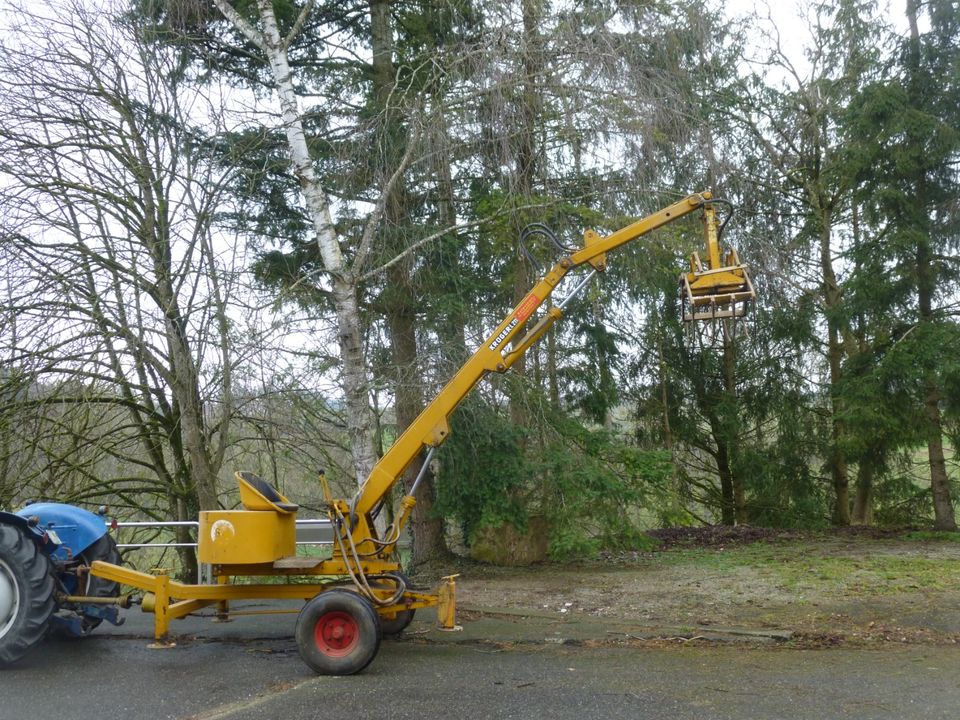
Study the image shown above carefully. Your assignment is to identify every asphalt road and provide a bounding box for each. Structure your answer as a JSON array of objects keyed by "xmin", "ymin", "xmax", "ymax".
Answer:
[{"xmin": 2, "ymin": 605, "xmax": 959, "ymax": 720}]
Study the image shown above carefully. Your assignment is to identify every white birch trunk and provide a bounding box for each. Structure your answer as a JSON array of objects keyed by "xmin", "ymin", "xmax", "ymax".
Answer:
[{"xmin": 215, "ymin": 0, "xmax": 379, "ymax": 487}]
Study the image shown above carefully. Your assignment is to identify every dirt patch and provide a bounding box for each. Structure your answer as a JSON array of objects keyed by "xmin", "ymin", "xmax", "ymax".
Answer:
[
  {"xmin": 646, "ymin": 525, "xmax": 802, "ymax": 548},
  {"xmin": 645, "ymin": 525, "xmax": 919, "ymax": 548},
  {"xmin": 455, "ymin": 560, "xmax": 801, "ymax": 628},
  {"xmin": 442, "ymin": 534, "xmax": 960, "ymax": 645}
]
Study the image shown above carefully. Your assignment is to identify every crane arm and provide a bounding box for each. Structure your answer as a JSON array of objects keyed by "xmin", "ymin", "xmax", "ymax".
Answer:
[{"xmin": 352, "ymin": 191, "xmax": 714, "ymax": 517}]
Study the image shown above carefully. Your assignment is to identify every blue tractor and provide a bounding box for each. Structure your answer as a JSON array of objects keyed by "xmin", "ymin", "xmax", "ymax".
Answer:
[{"xmin": 0, "ymin": 503, "xmax": 124, "ymax": 664}]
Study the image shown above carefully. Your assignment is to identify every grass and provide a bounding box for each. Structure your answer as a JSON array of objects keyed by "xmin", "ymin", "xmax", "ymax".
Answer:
[
  {"xmin": 903, "ymin": 530, "xmax": 960, "ymax": 543},
  {"xmin": 655, "ymin": 538, "xmax": 960, "ymax": 597}
]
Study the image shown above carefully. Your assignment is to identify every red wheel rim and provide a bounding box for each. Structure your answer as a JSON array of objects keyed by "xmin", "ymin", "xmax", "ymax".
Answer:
[{"xmin": 313, "ymin": 611, "xmax": 359, "ymax": 657}]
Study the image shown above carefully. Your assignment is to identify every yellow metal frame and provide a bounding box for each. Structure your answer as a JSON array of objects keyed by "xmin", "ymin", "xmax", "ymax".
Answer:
[
  {"xmin": 680, "ymin": 204, "xmax": 755, "ymax": 321},
  {"xmin": 353, "ymin": 191, "xmax": 753, "ymax": 558},
  {"xmin": 355, "ymin": 192, "xmax": 718, "ymax": 519},
  {"xmin": 197, "ymin": 509, "xmax": 295, "ymax": 564},
  {"xmin": 90, "ymin": 561, "xmax": 440, "ymax": 642},
  {"xmin": 89, "ymin": 191, "xmax": 754, "ymax": 646}
]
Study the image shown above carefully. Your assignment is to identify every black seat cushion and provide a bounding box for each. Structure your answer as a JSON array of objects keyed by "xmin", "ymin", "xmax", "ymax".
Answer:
[{"xmin": 237, "ymin": 471, "xmax": 299, "ymax": 512}]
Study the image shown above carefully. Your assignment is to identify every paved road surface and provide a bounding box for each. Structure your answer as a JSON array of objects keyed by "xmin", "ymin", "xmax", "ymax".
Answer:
[{"xmin": 2, "ymin": 604, "xmax": 958, "ymax": 719}]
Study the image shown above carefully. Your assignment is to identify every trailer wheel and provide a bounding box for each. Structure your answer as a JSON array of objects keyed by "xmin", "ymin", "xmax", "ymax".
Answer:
[
  {"xmin": 0, "ymin": 524, "xmax": 55, "ymax": 664},
  {"xmin": 379, "ymin": 606, "xmax": 415, "ymax": 636},
  {"xmin": 296, "ymin": 589, "xmax": 381, "ymax": 675},
  {"xmin": 374, "ymin": 573, "xmax": 415, "ymax": 636},
  {"xmin": 65, "ymin": 534, "xmax": 121, "ymax": 637}
]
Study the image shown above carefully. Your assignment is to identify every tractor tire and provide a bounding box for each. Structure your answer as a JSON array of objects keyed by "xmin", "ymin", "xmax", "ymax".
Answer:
[
  {"xmin": 0, "ymin": 524, "xmax": 56, "ymax": 664},
  {"xmin": 296, "ymin": 589, "xmax": 381, "ymax": 675},
  {"xmin": 373, "ymin": 573, "xmax": 415, "ymax": 636},
  {"xmin": 63, "ymin": 534, "xmax": 120, "ymax": 637}
]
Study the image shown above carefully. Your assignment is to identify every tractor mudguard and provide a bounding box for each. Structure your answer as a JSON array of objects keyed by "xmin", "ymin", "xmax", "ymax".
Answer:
[
  {"xmin": 14, "ymin": 503, "xmax": 108, "ymax": 561},
  {"xmin": 0, "ymin": 510, "xmax": 49, "ymax": 546}
]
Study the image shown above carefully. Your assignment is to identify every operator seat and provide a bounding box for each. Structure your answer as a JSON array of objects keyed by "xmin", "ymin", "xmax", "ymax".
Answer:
[{"xmin": 236, "ymin": 471, "xmax": 299, "ymax": 514}]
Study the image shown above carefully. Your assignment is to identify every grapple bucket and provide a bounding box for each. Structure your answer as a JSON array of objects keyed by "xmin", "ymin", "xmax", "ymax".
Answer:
[{"xmin": 679, "ymin": 203, "xmax": 755, "ymax": 322}]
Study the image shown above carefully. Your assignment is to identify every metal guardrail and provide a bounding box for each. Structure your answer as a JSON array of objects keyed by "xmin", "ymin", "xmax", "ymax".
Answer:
[
  {"xmin": 111, "ymin": 518, "xmax": 334, "ymax": 549},
  {"xmin": 111, "ymin": 520, "xmax": 200, "ymax": 549},
  {"xmin": 110, "ymin": 518, "xmax": 336, "ymax": 584}
]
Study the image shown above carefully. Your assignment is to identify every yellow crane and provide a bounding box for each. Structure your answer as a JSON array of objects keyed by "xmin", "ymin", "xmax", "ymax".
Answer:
[
  {"xmin": 90, "ymin": 190, "xmax": 754, "ymax": 675},
  {"xmin": 679, "ymin": 199, "xmax": 755, "ymax": 321}
]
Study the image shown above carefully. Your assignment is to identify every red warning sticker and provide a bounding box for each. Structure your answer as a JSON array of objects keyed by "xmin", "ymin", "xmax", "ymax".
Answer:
[{"xmin": 515, "ymin": 295, "xmax": 540, "ymax": 322}]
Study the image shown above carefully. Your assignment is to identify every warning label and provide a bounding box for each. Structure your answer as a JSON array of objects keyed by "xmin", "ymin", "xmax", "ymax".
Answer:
[{"xmin": 515, "ymin": 295, "xmax": 540, "ymax": 323}]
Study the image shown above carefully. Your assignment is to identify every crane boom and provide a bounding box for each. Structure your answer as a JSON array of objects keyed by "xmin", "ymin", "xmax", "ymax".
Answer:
[
  {"xmin": 82, "ymin": 190, "xmax": 756, "ymax": 676},
  {"xmin": 354, "ymin": 191, "xmax": 721, "ymax": 518}
]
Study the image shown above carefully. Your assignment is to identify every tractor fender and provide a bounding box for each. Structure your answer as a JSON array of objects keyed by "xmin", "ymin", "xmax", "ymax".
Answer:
[
  {"xmin": 0, "ymin": 510, "xmax": 49, "ymax": 546},
  {"xmin": 13, "ymin": 503, "xmax": 108, "ymax": 561},
  {"xmin": 0, "ymin": 510, "xmax": 32, "ymax": 533}
]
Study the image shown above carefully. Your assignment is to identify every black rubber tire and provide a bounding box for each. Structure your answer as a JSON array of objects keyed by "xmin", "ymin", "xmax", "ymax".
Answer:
[
  {"xmin": 64, "ymin": 534, "xmax": 121, "ymax": 637},
  {"xmin": 0, "ymin": 524, "xmax": 56, "ymax": 664},
  {"xmin": 379, "ymin": 607, "xmax": 415, "ymax": 636},
  {"xmin": 374, "ymin": 573, "xmax": 415, "ymax": 636},
  {"xmin": 296, "ymin": 589, "xmax": 381, "ymax": 675}
]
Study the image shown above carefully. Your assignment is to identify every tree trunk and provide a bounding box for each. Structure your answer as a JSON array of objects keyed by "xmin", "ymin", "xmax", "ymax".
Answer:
[
  {"xmin": 721, "ymin": 325, "xmax": 746, "ymax": 525},
  {"xmin": 657, "ymin": 333, "xmax": 683, "ymax": 520},
  {"xmin": 924, "ymin": 383, "xmax": 956, "ymax": 530},
  {"xmin": 219, "ymin": 0, "xmax": 379, "ymax": 488},
  {"xmin": 828, "ymin": 408, "xmax": 851, "ymax": 525},
  {"xmin": 852, "ymin": 463, "xmax": 874, "ymax": 525},
  {"xmin": 424, "ymin": 111, "xmax": 468, "ymax": 562},
  {"xmin": 330, "ymin": 276, "xmax": 379, "ymax": 486},
  {"xmin": 716, "ymin": 441, "xmax": 736, "ymax": 525},
  {"xmin": 850, "ymin": 200, "xmax": 874, "ymax": 528},
  {"xmin": 507, "ymin": 0, "xmax": 545, "ymax": 430},
  {"xmin": 819, "ymin": 214, "xmax": 851, "ymax": 525},
  {"xmin": 384, "ymin": 265, "xmax": 447, "ymax": 562},
  {"xmin": 172, "ymin": 493, "xmax": 199, "ymax": 582},
  {"xmin": 917, "ymin": 233, "xmax": 956, "ymax": 530},
  {"xmin": 166, "ymin": 321, "xmax": 220, "ymax": 511},
  {"xmin": 372, "ymin": 0, "xmax": 448, "ymax": 562},
  {"xmin": 433, "ymin": 112, "xmax": 469, "ymax": 369}
]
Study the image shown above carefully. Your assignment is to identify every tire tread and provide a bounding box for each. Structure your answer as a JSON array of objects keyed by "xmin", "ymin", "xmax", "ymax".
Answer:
[{"xmin": 0, "ymin": 525, "xmax": 56, "ymax": 664}]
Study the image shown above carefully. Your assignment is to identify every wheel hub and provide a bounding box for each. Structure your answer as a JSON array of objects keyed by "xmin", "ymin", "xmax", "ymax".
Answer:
[
  {"xmin": 0, "ymin": 558, "xmax": 20, "ymax": 640},
  {"xmin": 313, "ymin": 611, "xmax": 358, "ymax": 657}
]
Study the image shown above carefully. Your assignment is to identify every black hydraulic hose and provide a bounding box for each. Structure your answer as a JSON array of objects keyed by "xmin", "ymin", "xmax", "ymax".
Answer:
[
  {"xmin": 519, "ymin": 223, "xmax": 576, "ymax": 273},
  {"xmin": 710, "ymin": 198, "xmax": 735, "ymax": 243}
]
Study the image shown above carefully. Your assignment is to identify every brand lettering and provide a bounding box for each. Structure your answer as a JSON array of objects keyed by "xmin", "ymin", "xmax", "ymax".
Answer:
[{"xmin": 488, "ymin": 317, "xmax": 520, "ymax": 351}]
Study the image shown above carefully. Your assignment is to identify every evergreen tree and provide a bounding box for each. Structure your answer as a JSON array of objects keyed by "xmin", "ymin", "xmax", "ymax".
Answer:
[{"xmin": 845, "ymin": 0, "xmax": 960, "ymax": 529}]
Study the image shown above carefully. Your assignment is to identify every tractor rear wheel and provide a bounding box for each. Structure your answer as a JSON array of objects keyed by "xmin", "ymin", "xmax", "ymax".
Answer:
[
  {"xmin": 65, "ymin": 534, "xmax": 121, "ymax": 637},
  {"xmin": 0, "ymin": 524, "xmax": 55, "ymax": 664},
  {"xmin": 296, "ymin": 589, "xmax": 381, "ymax": 675}
]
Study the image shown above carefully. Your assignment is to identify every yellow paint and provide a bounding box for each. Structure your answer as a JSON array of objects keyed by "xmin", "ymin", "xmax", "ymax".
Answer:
[
  {"xmin": 89, "ymin": 560, "xmax": 443, "ymax": 642},
  {"xmin": 197, "ymin": 510, "xmax": 295, "ymax": 565},
  {"xmin": 437, "ymin": 574, "xmax": 460, "ymax": 631},
  {"xmin": 237, "ymin": 471, "xmax": 297, "ymax": 512},
  {"xmin": 681, "ymin": 204, "xmax": 755, "ymax": 321},
  {"xmin": 354, "ymin": 192, "xmax": 717, "ymax": 519},
  {"xmin": 86, "ymin": 193, "xmax": 754, "ymax": 655}
]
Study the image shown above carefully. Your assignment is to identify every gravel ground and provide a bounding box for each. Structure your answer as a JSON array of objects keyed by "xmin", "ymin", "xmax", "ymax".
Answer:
[{"xmin": 447, "ymin": 530, "xmax": 960, "ymax": 644}]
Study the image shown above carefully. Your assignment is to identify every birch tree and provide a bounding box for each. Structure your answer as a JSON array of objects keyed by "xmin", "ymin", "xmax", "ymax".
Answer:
[{"xmin": 209, "ymin": 0, "xmax": 393, "ymax": 489}]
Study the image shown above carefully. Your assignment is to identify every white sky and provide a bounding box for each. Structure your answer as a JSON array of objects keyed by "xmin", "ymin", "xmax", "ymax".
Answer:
[{"xmin": 726, "ymin": 0, "xmax": 910, "ymax": 74}]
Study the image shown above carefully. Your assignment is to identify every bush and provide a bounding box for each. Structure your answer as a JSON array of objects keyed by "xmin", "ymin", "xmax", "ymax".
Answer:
[{"xmin": 436, "ymin": 398, "xmax": 672, "ymax": 561}]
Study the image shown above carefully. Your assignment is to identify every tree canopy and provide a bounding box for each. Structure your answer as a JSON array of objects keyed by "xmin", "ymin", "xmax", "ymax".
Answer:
[{"xmin": 0, "ymin": 0, "xmax": 957, "ymax": 568}]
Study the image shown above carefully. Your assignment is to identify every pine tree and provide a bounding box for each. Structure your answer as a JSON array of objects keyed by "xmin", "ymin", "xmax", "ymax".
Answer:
[{"xmin": 846, "ymin": 0, "xmax": 960, "ymax": 529}]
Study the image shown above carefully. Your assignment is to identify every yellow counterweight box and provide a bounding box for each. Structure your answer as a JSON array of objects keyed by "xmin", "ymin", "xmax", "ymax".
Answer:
[{"xmin": 198, "ymin": 509, "xmax": 296, "ymax": 565}]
